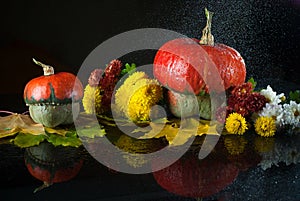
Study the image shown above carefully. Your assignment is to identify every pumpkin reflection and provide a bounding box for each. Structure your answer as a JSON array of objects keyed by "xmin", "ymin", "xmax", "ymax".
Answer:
[
  {"xmin": 24, "ymin": 142, "xmax": 83, "ymax": 192},
  {"xmin": 152, "ymin": 136, "xmax": 260, "ymax": 198}
]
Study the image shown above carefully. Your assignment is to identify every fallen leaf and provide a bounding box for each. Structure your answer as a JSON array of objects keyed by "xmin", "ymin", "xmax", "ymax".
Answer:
[
  {"xmin": 138, "ymin": 118, "xmax": 220, "ymax": 146},
  {"xmin": 132, "ymin": 126, "xmax": 151, "ymax": 134},
  {"xmin": 0, "ymin": 114, "xmax": 45, "ymax": 138},
  {"xmin": 0, "ymin": 128, "xmax": 20, "ymax": 138},
  {"xmin": 47, "ymin": 132, "xmax": 82, "ymax": 147},
  {"xmin": 78, "ymin": 125, "xmax": 106, "ymax": 138},
  {"xmin": 45, "ymin": 127, "xmax": 70, "ymax": 136},
  {"xmin": 13, "ymin": 133, "xmax": 46, "ymax": 148},
  {"xmin": 197, "ymin": 120, "xmax": 220, "ymax": 136},
  {"xmin": 167, "ymin": 118, "xmax": 199, "ymax": 146}
]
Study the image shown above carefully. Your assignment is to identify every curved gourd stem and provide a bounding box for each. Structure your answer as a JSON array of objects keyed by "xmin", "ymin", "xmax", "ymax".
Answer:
[
  {"xmin": 32, "ymin": 58, "xmax": 55, "ymax": 76},
  {"xmin": 199, "ymin": 8, "xmax": 214, "ymax": 46},
  {"xmin": 33, "ymin": 181, "xmax": 52, "ymax": 193}
]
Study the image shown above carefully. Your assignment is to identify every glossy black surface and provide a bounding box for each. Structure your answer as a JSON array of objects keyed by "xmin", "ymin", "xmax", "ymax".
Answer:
[
  {"xmin": 0, "ymin": 0, "xmax": 299, "ymax": 200},
  {"xmin": 0, "ymin": 133, "xmax": 299, "ymax": 201}
]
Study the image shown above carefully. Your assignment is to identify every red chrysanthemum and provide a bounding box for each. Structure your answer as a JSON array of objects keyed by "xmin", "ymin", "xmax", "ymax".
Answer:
[
  {"xmin": 225, "ymin": 83, "xmax": 267, "ymax": 118},
  {"xmin": 245, "ymin": 92, "xmax": 267, "ymax": 113},
  {"xmin": 86, "ymin": 59, "xmax": 122, "ymax": 114},
  {"xmin": 225, "ymin": 82, "xmax": 258, "ymax": 117},
  {"xmin": 227, "ymin": 95, "xmax": 249, "ymax": 117},
  {"xmin": 229, "ymin": 82, "xmax": 253, "ymax": 97},
  {"xmin": 99, "ymin": 60, "xmax": 122, "ymax": 110}
]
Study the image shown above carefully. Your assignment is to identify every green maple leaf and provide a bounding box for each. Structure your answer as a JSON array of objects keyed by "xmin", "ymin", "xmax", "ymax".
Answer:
[
  {"xmin": 77, "ymin": 125, "xmax": 106, "ymax": 138},
  {"xmin": 13, "ymin": 133, "xmax": 46, "ymax": 148},
  {"xmin": 47, "ymin": 132, "xmax": 82, "ymax": 147}
]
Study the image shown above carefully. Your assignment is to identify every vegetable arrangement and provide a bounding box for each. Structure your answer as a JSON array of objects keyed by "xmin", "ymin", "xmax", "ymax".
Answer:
[
  {"xmin": 0, "ymin": 8, "xmax": 299, "ymax": 150},
  {"xmin": 79, "ymin": 8, "xmax": 300, "ymax": 141}
]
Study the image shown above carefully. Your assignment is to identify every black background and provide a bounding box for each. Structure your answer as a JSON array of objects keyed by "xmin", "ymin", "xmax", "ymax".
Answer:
[
  {"xmin": 0, "ymin": 1, "xmax": 299, "ymax": 200},
  {"xmin": 0, "ymin": 0, "xmax": 299, "ymax": 112}
]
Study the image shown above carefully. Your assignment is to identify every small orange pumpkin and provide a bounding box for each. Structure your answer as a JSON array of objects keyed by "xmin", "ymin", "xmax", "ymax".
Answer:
[{"xmin": 24, "ymin": 59, "xmax": 83, "ymax": 127}]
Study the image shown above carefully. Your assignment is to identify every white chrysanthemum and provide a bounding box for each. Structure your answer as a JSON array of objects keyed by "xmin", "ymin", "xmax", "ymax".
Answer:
[
  {"xmin": 259, "ymin": 103, "xmax": 283, "ymax": 126},
  {"xmin": 260, "ymin": 85, "xmax": 285, "ymax": 105},
  {"xmin": 281, "ymin": 101, "xmax": 300, "ymax": 129}
]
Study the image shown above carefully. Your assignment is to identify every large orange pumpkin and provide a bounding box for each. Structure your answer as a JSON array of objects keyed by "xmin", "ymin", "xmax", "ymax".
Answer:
[{"xmin": 153, "ymin": 9, "xmax": 246, "ymax": 95}]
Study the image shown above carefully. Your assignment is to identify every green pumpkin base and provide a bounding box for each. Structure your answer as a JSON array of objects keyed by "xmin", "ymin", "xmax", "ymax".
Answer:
[
  {"xmin": 29, "ymin": 103, "xmax": 80, "ymax": 128},
  {"xmin": 168, "ymin": 90, "xmax": 212, "ymax": 120}
]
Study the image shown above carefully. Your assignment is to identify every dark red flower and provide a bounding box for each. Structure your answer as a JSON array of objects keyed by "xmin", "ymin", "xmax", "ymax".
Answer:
[
  {"xmin": 87, "ymin": 59, "xmax": 123, "ymax": 114},
  {"xmin": 226, "ymin": 82, "xmax": 256, "ymax": 117},
  {"xmin": 225, "ymin": 83, "xmax": 267, "ymax": 118},
  {"xmin": 245, "ymin": 92, "xmax": 267, "ymax": 113},
  {"xmin": 104, "ymin": 59, "xmax": 122, "ymax": 76},
  {"xmin": 227, "ymin": 94, "xmax": 249, "ymax": 116},
  {"xmin": 230, "ymin": 82, "xmax": 253, "ymax": 97},
  {"xmin": 99, "ymin": 60, "xmax": 122, "ymax": 113}
]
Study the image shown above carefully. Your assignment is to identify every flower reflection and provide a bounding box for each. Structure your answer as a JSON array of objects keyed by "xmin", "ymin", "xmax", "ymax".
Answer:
[
  {"xmin": 254, "ymin": 136, "xmax": 275, "ymax": 153},
  {"xmin": 258, "ymin": 134, "xmax": 300, "ymax": 170},
  {"xmin": 224, "ymin": 135, "xmax": 248, "ymax": 155},
  {"xmin": 225, "ymin": 136, "xmax": 261, "ymax": 172}
]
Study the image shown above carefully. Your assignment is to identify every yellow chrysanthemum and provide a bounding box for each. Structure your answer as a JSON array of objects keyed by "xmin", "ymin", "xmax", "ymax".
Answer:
[
  {"xmin": 127, "ymin": 79, "xmax": 162, "ymax": 121},
  {"xmin": 225, "ymin": 113, "xmax": 248, "ymax": 135},
  {"xmin": 115, "ymin": 71, "xmax": 163, "ymax": 122},
  {"xmin": 224, "ymin": 136, "xmax": 248, "ymax": 155},
  {"xmin": 115, "ymin": 71, "xmax": 148, "ymax": 114},
  {"xmin": 82, "ymin": 85, "xmax": 103, "ymax": 114},
  {"xmin": 254, "ymin": 116, "xmax": 276, "ymax": 137}
]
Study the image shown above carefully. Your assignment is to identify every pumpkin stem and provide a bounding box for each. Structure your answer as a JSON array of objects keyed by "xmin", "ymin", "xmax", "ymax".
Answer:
[
  {"xmin": 199, "ymin": 8, "xmax": 214, "ymax": 46},
  {"xmin": 32, "ymin": 58, "xmax": 55, "ymax": 76},
  {"xmin": 33, "ymin": 181, "xmax": 52, "ymax": 193}
]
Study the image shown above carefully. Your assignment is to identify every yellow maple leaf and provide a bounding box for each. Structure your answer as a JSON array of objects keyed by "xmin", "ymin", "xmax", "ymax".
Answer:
[
  {"xmin": 197, "ymin": 120, "xmax": 220, "ymax": 136},
  {"xmin": 137, "ymin": 118, "xmax": 220, "ymax": 146},
  {"xmin": 136, "ymin": 122, "xmax": 167, "ymax": 139},
  {"xmin": 44, "ymin": 127, "xmax": 69, "ymax": 136}
]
